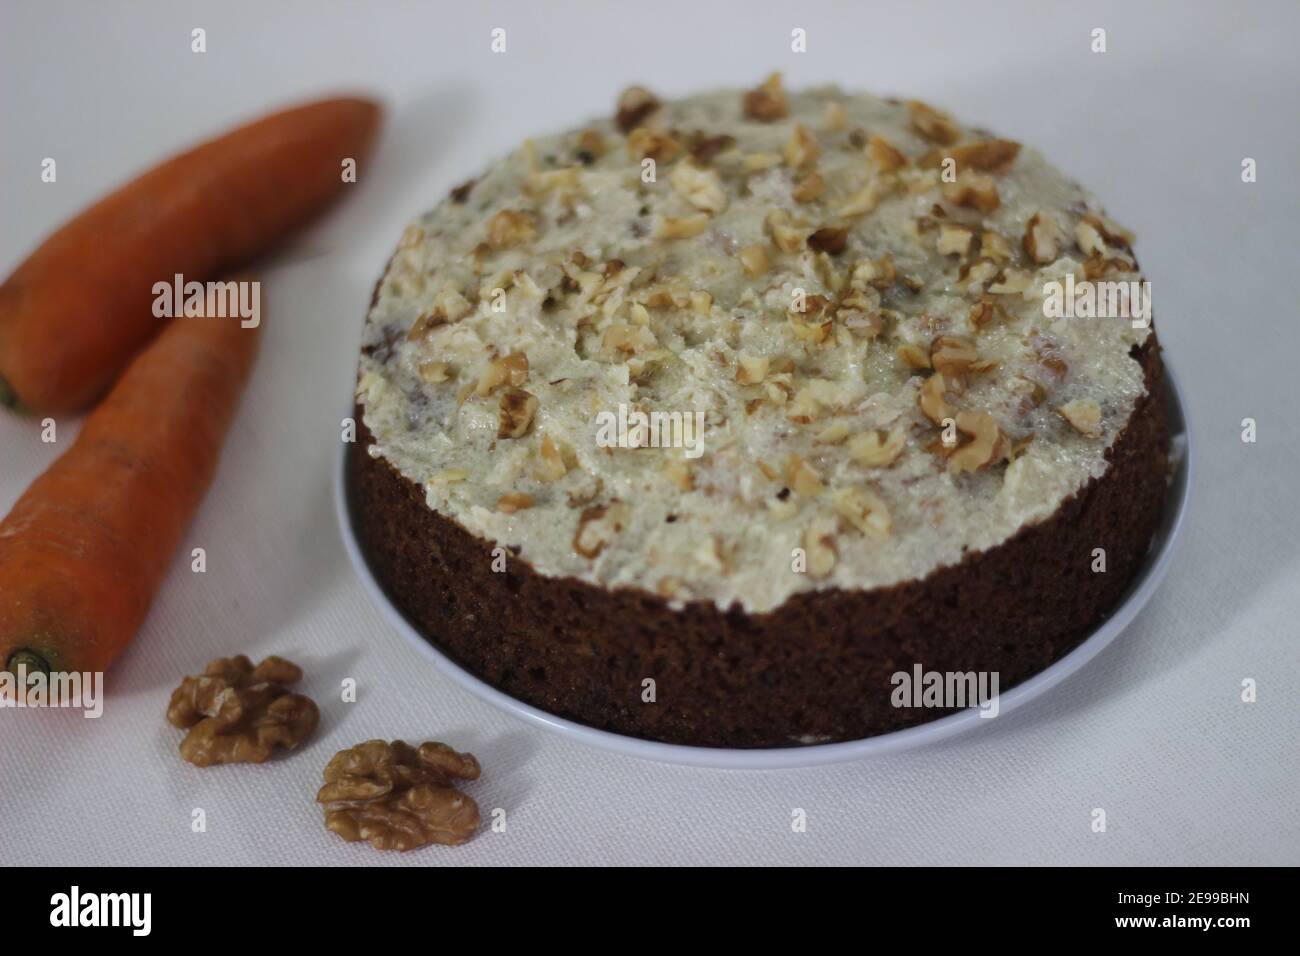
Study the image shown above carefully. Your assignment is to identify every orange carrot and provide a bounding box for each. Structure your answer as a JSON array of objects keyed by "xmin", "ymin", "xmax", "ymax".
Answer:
[
  {"xmin": 0, "ymin": 293, "xmax": 261, "ymax": 676},
  {"xmin": 0, "ymin": 95, "xmax": 379, "ymax": 414}
]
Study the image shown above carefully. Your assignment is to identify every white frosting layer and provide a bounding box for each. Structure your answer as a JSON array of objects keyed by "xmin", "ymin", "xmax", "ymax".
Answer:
[{"xmin": 358, "ymin": 79, "xmax": 1152, "ymax": 613}]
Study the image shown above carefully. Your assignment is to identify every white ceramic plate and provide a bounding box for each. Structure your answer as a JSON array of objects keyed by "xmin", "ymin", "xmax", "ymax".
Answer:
[{"xmin": 335, "ymin": 359, "xmax": 1191, "ymax": 769}]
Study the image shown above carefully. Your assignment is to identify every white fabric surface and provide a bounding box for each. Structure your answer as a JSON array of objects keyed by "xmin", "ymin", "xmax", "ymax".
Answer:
[{"xmin": 2, "ymin": 0, "xmax": 1297, "ymax": 866}]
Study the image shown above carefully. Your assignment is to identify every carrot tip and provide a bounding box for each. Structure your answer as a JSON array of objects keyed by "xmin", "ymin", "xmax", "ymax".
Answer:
[{"xmin": 5, "ymin": 649, "xmax": 51, "ymax": 677}]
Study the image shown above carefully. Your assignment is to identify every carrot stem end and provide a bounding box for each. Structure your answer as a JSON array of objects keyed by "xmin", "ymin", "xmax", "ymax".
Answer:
[
  {"xmin": 5, "ymin": 649, "xmax": 51, "ymax": 676},
  {"xmin": 0, "ymin": 372, "xmax": 28, "ymax": 413}
]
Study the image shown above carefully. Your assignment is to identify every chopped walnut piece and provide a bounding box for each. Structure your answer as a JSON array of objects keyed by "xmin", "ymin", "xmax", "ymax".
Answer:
[
  {"xmin": 670, "ymin": 160, "xmax": 727, "ymax": 214},
  {"xmin": 576, "ymin": 127, "xmax": 606, "ymax": 160},
  {"xmin": 1029, "ymin": 331, "xmax": 1070, "ymax": 381},
  {"xmin": 689, "ymin": 133, "xmax": 736, "ymax": 164},
  {"xmin": 166, "ymin": 655, "xmax": 319, "ymax": 767},
  {"xmin": 496, "ymin": 492, "xmax": 535, "ymax": 513},
  {"xmin": 476, "ymin": 350, "xmax": 529, "ymax": 396},
  {"xmin": 736, "ymin": 353, "xmax": 770, "ymax": 384},
  {"xmin": 534, "ymin": 434, "xmax": 575, "ymax": 482},
  {"xmin": 1012, "ymin": 376, "xmax": 1049, "ymax": 414},
  {"xmin": 793, "ymin": 171, "xmax": 827, "ymax": 203},
  {"xmin": 937, "ymin": 223, "xmax": 975, "ymax": 257},
  {"xmin": 833, "ymin": 486, "xmax": 892, "ymax": 539},
  {"xmin": 448, "ymin": 181, "xmax": 475, "ymax": 204},
  {"xmin": 1058, "ymin": 399, "xmax": 1102, "ymax": 436},
  {"xmin": 765, "ymin": 210, "xmax": 806, "ymax": 252},
  {"xmin": 968, "ymin": 296, "xmax": 1008, "ymax": 332},
  {"xmin": 961, "ymin": 257, "xmax": 999, "ymax": 285},
  {"xmin": 639, "ymin": 288, "xmax": 686, "ymax": 309},
  {"xmin": 850, "ymin": 254, "xmax": 897, "ymax": 291},
  {"xmin": 785, "ymin": 454, "xmax": 825, "ymax": 496},
  {"xmin": 839, "ymin": 307, "xmax": 885, "ymax": 338},
  {"xmin": 908, "ymin": 99, "xmax": 960, "ymax": 145},
  {"xmin": 839, "ymin": 176, "xmax": 896, "ymax": 217},
  {"xmin": 318, "ymin": 740, "xmax": 481, "ymax": 852},
  {"xmin": 528, "ymin": 165, "xmax": 580, "ymax": 197},
  {"xmin": 1075, "ymin": 218, "xmax": 1108, "ymax": 257},
  {"xmin": 948, "ymin": 410, "xmax": 1011, "ymax": 474},
  {"xmin": 430, "ymin": 467, "xmax": 469, "ymax": 484},
  {"xmin": 1082, "ymin": 253, "xmax": 1137, "ymax": 279},
  {"xmin": 487, "ymin": 209, "xmax": 537, "ymax": 249},
  {"xmin": 980, "ymin": 230, "xmax": 1015, "ymax": 262},
  {"xmin": 898, "ymin": 343, "xmax": 931, "ymax": 370},
  {"xmin": 787, "ymin": 299, "xmax": 833, "ymax": 344},
  {"xmin": 815, "ymin": 420, "xmax": 852, "ymax": 445},
  {"xmin": 803, "ymin": 515, "xmax": 839, "ymax": 577},
  {"xmin": 408, "ymin": 291, "xmax": 470, "ymax": 343},
  {"xmin": 654, "ymin": 213, "xmax": 710, "ymax": 240},
  {"xmin": 832, "ymin": 306, "xmax": 873, "ymax": 340},
  {"xmin": 942, "ymin": 172, "xmax": 1000, "ymax": 214},
  {"xmin": 1023, "ymin": 212, "xmax": 1060, "ymax": 264},
  {"xmin": 602, "ymin": 323, "xmax": 657, "ymax": 355},
  {"xmin": 807, "ymin": 226, "xmax": 849, "ymax": 255},
  {"xmin": 947, "ymin": 139, "xmax": 1021, "ymax": 173},
  {"xmin": 988, "ymin": 267, "xmax": 1032, "ymax": 295},
  {"xmin": 657, "ymin": 576, "xmax": 689, "ymax": 600},
  {"xmin": 919, "ymin": 372, "xmax": 955, "ymax": 425},
  {"xmin": 743, "ymin": 72, "xmax": 788, "ymax": 121},
  {"xmin": 848, "ymin": 428, "xmax": 906, "ymax": 468},
  {"xmin": 419, "ymin": 360, "xmax": 451, "ymax": 384},
  {"xmin": 784, "ymin": 122, "xmax": 821, "ymax": 168},
  {"xmin": 407, "ymin": 307, "xmax": 447, "ymax": 341},
  {"xmin": 436, "ymin": 287, "xmax": 474, "ymax": 322},
  {"xmin": 573, "ymin": 501, "xmax": 630, "ymax": 558},
  {"xmin": 615, "ymin": 85, "xmax": 661, "ymax": 132},
  {"xmin": 664, "ymin": 457, "xmax": 694, "ymax": 491},
  {"xmin": 930, "ymin": 335, "xmax": 980, "ymax": 378},
  {"xmin": 738, "ymin": 244, "xmax": 770, "ymax": 277},
  {"xmin": 498, "ymin": 386, "xmax": 539, "ymax": 438},
  {"xmin": 741, "ymin": 152, "xmax": 782, "ymax": 173},
  {"xmin": 626, "ymin": 126, "xmax": 682, "ymax": 162},
  {"xmin": 1081, "ymin": 212, "xmax": 1135, "ymax": 248},
  {"xmin": 866, "ymin": 134, "xmax": 909, "ymax": 173}
]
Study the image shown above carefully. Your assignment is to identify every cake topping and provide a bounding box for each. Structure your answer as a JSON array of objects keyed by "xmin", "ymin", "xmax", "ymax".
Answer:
[{"xmin": 358, "ymin": 78, "xmax": 1152, "ymax": 612}]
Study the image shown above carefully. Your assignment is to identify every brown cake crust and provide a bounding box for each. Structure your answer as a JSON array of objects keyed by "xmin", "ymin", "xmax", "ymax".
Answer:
[{"xmin": 348, "ymin": 339, "xmax": 1169, "ymax": 748}]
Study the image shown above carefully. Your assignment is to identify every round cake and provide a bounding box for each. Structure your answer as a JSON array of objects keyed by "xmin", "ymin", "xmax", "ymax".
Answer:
[{"xmin": 350, "ymin": 74, "xmax": 1169, "ymax": 747}]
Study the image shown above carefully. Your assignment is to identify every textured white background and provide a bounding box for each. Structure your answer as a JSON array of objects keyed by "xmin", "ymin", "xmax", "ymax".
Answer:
[{"xmin": 2, "ymin": 0, "xmax": 1297, "ymax": 866}]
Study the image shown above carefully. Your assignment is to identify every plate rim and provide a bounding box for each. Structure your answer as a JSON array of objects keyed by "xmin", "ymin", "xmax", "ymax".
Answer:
[{"xmin": 334, "ymin": 356, "xmax": 1192, "ymax": 769}]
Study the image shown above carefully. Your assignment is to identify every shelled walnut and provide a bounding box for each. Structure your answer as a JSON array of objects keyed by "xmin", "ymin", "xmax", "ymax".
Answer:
[
  {"xmin": 166, "ymin": 655, "xmax": 318, "ymax": 767},
  {"xmin": 317, "ymin": 740, "xmax": 481, "ymax": 852}
]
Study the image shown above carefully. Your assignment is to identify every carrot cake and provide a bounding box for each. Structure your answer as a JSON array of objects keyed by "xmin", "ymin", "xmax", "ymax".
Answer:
[{"xmin": 349, "ymin": 74, "xmax": 1168, "ymax": 747}]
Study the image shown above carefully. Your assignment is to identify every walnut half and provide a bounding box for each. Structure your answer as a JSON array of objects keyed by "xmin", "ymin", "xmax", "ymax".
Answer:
[
  {"xmin": 317, "ymin": 740, "xmax": 481, "ymax": 852},
  {"xmin": 166, "ymin": 655, "xmax": 319, "ymax": 767}
]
